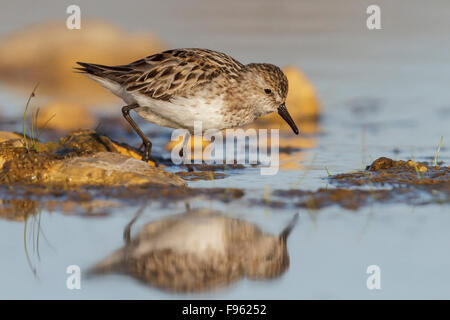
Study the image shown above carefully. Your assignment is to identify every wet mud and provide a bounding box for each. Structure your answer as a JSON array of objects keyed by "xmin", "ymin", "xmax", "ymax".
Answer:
[
  {"xmin": 0, "ymin": 184, "xmax": 245, "ymax": 220},
  {"xmin": 332, "ymin": 157, "xmax": 448, "ymax": 187},
  {"xmin": 0, "ymin": 129, "xmax": 246, "ymax": 220},
  {"xmin": 1, "ymin": 124, "xmax": 448, "ymax": 217},
  {"xmin": 265, "ymin": 157, "xmax": 449, "ymax": 210},
  {"xmin": 175, "ymin": 163, "xmax": 245, "ymax": 181}
]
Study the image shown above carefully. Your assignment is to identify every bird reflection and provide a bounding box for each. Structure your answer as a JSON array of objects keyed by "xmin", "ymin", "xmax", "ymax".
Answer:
[{"xmin": 88, "ymin": 208, "xmax": 298, "ymax": 292}]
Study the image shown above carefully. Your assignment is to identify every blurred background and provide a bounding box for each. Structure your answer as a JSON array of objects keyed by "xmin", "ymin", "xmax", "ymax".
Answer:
[
  {"xmin": 1, "ymin": 0, "xmax": 449, "ymax": 145},
  {"xmin": 1, "ymin": 0, "xmax": 450, "ymax": 299}
]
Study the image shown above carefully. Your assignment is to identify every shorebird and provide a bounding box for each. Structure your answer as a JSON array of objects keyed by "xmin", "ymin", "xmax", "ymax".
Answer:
[
  {"xmin": 76, "ymin": 48, "xmax": 299, "ymax": 163},
  {"xmin": 87, "ymin": 208, "xmax": 298, "ymax": 292}
]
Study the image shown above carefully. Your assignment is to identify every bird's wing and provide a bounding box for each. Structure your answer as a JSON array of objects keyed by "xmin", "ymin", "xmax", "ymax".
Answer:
[
  {"xmin": 76, "ymin": 48, "xmax": 244, "ymax": 101},
  {"xmin": 128, "ymin": 249, "xmax": 241, "ymax": 292}
]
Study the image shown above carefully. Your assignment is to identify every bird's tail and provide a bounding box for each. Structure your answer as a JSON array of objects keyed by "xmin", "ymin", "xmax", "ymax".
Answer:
[
  {"xmin": 74, "ymin": 62, "xmax": 133, "ymax": 81},
  {"xmin": 75, "ymin": 62, "xmax": 106, "ymax": 75}
]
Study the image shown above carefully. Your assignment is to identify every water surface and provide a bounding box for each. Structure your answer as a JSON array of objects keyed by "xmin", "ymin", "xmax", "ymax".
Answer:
[{"xmin": 0, "ymin": 0, "xmax": 449, "ymax": 299}]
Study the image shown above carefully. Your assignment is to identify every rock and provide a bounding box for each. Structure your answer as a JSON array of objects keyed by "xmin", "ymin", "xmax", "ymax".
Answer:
[
  {"xmin": 366, "ymin": 157, "xmax": 394, "ymax": 170},
  {"xmin": 0, "ymin": 20, "xmax": 166, "ymax": 104},
  {"xmin": 112, "ymin": 142, "xmax": 159, "ymax": 166},
  {"xmin": 0, "ymin": 131, "xmax": 24, "ymax": 147},
  {"xmin": 332, "ymin": 157, "xmax": 446, "ymax": 188},
  {"xmin": 36, "ymin": 101, "xmax": 97, "ymax": 131},
  {"xmin": 53, "ymin": 130, "xmax": 157, "ymax": 167},
  {"xmin": 406, "ymin": 160, "xmax": 428, "ymax": 173},
  {"xmin": 0, "ymin": 132, "xmax": 26, "ymax": 169},
  {"xmin": 367, "ymin": 157, "xmax": 428, "ymax": 173},
  {"xmin": 0, "ymin": 130, "xmax": 175, "ymax": 186},
  {"xmin": 0, "ymin": 131, "xmax": 23, "ymax": 143},
  {"xmin": 0, "ymin": 148, "xmax": 57, "ymax": 184},
  {"xmin": 54, "ymin": 130, "xmax": 118, "ymax": 155},
  {"xmin": 47, "ymin": 152, "xmax": 185, "ymax": 187}
]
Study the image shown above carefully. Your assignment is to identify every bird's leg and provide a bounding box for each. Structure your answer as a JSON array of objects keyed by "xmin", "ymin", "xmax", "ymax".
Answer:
[
  {"xmin": 180, "ymin": 132, "xmax": 194, "ymax": 172},
  {"xmin": 179, "ymin": 132, "xmax": 190, "ymax": 158},
  {"xmin": 122, "ymin": 104, "xmax": 158, "ymax": 166},
  {"xmin": 123, "ymin": 205, "xmax": 146, "ymax": 246}
]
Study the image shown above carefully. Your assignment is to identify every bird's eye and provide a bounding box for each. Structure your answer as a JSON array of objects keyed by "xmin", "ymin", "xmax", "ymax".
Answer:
[{"xmin": 264, "ymin": 88, "xmax": 272, "ymax": 94}]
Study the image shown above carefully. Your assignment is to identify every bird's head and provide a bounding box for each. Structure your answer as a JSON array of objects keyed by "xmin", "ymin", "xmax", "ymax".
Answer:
[
  {"xmin": 244, "ymin": 63, "xmax": 299, "ymax": 135},
  {"xmin": 244, "ymin": 213, "xmax": 299, "ymax": 279}
]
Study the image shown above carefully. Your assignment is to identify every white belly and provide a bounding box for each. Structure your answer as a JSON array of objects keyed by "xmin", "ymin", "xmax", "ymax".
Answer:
[
  {"xmin": 88, "ymin": 74, "xmax": 226, "ymax": 132},
  {"xmin": 133, "ymin": 93, "xmax": 226, "ymax": 132},
  {"xmin": 132, "ymin": 216, "xmax": 227, "ymax": 258}
]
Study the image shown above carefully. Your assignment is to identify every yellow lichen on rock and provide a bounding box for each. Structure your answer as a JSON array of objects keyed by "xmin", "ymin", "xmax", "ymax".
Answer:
[
  {"xmin": 0, "ymin": 20, "xmax": 166, "ymax": 104},
  {"xmin": 406, "ymin": 160, "xmax": 428, "ymax": 173},
  {"xmin": 251, "ymin": 66, "xmax": 321, "ymax": 134},
  {"xmin": 112, "ymin": 142, "xmax": 158, "ymax": 167}
]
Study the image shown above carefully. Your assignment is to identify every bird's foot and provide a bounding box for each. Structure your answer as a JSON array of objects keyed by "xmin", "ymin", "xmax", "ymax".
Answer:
[{"xmin": 142, "ymin": 153, "xmax": 159, "ymax": 167}]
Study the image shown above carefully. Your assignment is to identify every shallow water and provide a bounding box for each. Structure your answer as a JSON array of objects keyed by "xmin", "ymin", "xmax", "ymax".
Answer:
[{"xmin": 1, "ymin": 0, "xmax": 450, "ymax": 299}]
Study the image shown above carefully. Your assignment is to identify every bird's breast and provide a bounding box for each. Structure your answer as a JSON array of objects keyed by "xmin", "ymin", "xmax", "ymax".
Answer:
[
  {"xmin": 133, "ymin": 92, "xmax": 227, "ymax": 132},
  {"xmin": 132, "ymin": 217, "xmax": 228, "ymax": 258}
]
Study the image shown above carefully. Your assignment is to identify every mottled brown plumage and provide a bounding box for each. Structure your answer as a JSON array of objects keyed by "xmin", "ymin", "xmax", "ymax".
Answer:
[
  {"xmin": 77, "ymin": 48, "xmax": 244, "ymax": 102},
  {"xmin": 87, "ymin": 209, "xmax": 298, "ymax": 292},
  {"xmin": 76, "ymin": 48, "xmax": 299, "ymax": 162}
]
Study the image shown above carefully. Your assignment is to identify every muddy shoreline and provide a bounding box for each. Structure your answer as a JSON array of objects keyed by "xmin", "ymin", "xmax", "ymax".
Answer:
[{"xmin": 1, "ymin": 126, "xmax": 448, "ymax": 219}]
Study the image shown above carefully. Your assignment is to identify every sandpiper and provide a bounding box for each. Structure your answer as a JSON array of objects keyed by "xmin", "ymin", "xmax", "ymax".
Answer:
[
  {"xmin": 87, "ymin": 209, "xmax": 298, "ymax": 292},
  {"xmin": 76, "ymin": 48, "xmax": 299, "ymax": 163}
]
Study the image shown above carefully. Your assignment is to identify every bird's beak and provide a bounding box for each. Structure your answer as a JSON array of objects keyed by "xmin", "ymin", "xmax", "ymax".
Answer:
[
  {"xmin": 277, "ymin": 103, "xmax": 299, "ymax": 135},
  {"xmin": 279, "ymin": 213, "xmax": 299, "ymax": 242}
]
